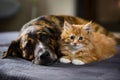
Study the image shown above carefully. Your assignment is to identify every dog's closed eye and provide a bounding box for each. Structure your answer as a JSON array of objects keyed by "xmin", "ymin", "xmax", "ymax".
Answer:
[
  {"xmin": 23, "ymin": 39, "xmax": 34, "ymax": 49},
  {"xmin": 41, "ymin": 35, "xmax": 49, "ymax": 42},
  {"xmin": 37, "ymin": 32, "xmax": 50, "ymax": 44}
]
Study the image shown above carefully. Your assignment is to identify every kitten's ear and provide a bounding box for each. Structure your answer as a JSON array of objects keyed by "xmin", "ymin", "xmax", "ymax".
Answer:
[
  {"xmin": 84, "ymin": 22, "xmax": 92, "ymax": 33},
  {"xmin": 63, "ymin": 21, "xmax": 71, "ymax": 31}
]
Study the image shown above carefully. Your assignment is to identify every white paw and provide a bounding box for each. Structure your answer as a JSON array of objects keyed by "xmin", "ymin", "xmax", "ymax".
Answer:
[
  {"xmin": 59, "ymin": 57, "xmax": 71, "ymax": 64},
  {"xmin": 72, "ymin": 59, "xmax": 85, "ymax": 65}
]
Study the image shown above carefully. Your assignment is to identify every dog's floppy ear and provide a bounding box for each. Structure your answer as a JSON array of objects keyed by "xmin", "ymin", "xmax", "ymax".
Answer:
[{"xmin": 2, "ymin": 39, "xmax": 22, "ymax": 58}]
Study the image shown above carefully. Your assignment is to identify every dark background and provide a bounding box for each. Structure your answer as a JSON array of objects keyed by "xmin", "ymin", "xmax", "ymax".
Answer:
[
  {"xmin": 76, "ymin": 0, "xmax": 120, "ymax": 32},
  {"xmin": 0, "ymin": 0, "xmax": 120, "ymax": 32}
]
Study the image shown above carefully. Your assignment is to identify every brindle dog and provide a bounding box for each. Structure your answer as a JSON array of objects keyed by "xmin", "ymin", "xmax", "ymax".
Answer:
[{"xmin": 2, "ymin": 15, "xmax": 114, "ymax": 65}]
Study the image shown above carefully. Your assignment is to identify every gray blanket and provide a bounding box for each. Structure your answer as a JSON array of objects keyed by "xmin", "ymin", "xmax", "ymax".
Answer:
[{"xmin": 0, "ymin": 32, "xmax": 120, "ymax": 80}]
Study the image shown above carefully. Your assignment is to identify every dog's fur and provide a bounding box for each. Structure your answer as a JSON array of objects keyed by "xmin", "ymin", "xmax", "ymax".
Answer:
[{"xmin": 3, "ymin": 15, "xmax": 115, "ymax": 65}]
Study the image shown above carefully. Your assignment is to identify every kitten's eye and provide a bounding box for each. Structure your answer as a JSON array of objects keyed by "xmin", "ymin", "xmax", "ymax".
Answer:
[
  {"xmin": 79, "ymin": 36, "xmax": 83, "ymax": 40},
  {"xmin": 70, "ymin": 35, "xmax": 75, "ymax": 40}
]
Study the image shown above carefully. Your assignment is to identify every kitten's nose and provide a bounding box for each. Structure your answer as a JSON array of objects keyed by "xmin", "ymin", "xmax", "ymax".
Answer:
[{"xmin": 73, "ymin": 43, "xmax": 77, "ymax": 46}]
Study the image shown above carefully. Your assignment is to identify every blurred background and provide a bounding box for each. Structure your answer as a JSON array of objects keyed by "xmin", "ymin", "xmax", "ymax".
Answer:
[{"xmin": 0, "ymin": 0, "xmax": 120, "ymax": 32}]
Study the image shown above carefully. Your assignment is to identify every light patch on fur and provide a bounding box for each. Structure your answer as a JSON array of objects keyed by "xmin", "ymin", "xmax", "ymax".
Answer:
[
  {"xmin": 60, "ymin": 57, "xmax": 71, "ymax": 63},
  {"xmin": 72, "ymin": 59, "xmax": 85, "ymax": 65},
  {"xmin": 20, "ymin": 26, "xmax": 37, "ymax": 37},
  {"xmin": 38, "ymin": 42, "xmax": 46, "ymax": 49},
  {"xmin": 72, "ymin": 24, "xmax": 83, "ymax": 28},
  {"xmin": 71, "ymin": 50, "xmax": 79, "ymax": 55},
  {"xmin": 34, "ymin": 42, "xmax": 46, "ymax": 57},
  {"xmin": 21, "ymin": 18, "xmax": 39, "ymax": 32}
]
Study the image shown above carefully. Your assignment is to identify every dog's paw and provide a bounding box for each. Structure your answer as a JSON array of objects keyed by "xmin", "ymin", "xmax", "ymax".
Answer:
[
  {"xmin": 59, "ymin": 57, "xmax": 71, "ymax": 64},
  {"xmin": 72, "ymin": 59, "xmax": 85, "ymax": 65}
]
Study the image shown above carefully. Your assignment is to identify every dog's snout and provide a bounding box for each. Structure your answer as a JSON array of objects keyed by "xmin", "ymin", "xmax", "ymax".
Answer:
[
  {"xmin": 34, "ymin": 42, "xmax": 57, "ymax": 65},
  {"xmin": 39, "ymin": 51, "xmax": 55, "ymax": 65},
  {"xmin": 40, "ymin": 51, "xmax": 50, "ymax": 59}
]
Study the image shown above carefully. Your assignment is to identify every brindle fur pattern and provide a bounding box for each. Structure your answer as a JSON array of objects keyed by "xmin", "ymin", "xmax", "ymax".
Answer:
[{"xmin": 3, "ymin": 15, "xmax": 115, "ymax": 65}]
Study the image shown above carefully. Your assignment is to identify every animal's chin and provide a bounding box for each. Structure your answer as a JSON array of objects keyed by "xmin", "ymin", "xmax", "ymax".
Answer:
[
  {"xmin": 71, "ymin": 45, "xmax": 84, "ymax": 50},
  {"xmin": 73, "ymin": 46, "xmax": 82, "ymax": 50}
]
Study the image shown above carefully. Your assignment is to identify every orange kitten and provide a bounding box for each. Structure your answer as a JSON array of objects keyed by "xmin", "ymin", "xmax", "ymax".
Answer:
[{"xmin": 59, "ymin": 21, "xmax": 117, "ymax": 65}]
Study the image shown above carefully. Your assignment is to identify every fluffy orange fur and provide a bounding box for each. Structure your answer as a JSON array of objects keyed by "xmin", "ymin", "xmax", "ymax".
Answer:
[{"xmin": 59, "ymin": 21, "xmax": 117, "ymax": 65}]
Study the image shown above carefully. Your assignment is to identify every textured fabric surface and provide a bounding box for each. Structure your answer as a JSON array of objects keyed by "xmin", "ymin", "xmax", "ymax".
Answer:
[{"xmin": 0, "ymin": 32, "xmax": 120, "ymax": 80}]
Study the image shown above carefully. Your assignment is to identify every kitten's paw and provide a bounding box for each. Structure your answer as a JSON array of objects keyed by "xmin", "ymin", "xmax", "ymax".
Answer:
[
  {"xmin": 59, "ymin": 57, "xmax": 71, "ymax": 64},
  {"xmin": 72, "ymin": 59, "xmax": 85, "ymax": 65}
]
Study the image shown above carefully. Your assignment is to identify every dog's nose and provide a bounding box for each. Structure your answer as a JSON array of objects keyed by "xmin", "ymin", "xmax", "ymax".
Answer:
[
  {"xmin": 40, "ymin": 51, "xmax": 55, "ymax": 65},
  {"xmin": 40, "ymin": 51, "xmax": 50, "ymax": 59}
]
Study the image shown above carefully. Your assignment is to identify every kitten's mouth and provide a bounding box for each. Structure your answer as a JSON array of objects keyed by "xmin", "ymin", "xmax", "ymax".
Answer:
[
  {"xmin": 71, "ymin": 44, "xmax": 85, "ymax": 49},
  {"xmin": 74, "ymin": 46, "xmax": 82, "ymax": 49}
]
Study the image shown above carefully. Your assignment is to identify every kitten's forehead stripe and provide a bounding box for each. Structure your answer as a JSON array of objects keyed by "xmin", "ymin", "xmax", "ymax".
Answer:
[{"xmin": 71, "ymin": 25, "xmax": 83, "ymax": 35}]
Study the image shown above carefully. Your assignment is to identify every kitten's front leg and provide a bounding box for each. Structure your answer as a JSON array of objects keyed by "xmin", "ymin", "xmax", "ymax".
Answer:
[
  {"xmin": 59, "ymin": 49, "xmax": 72, "ymax": 64},
  {"xmin": 72, "ymin": 55, "xmax": 98, "ymax": 65},
  {"xmin": 72, "ymin": 59, "xmax": 85, "ymax": 65},
  {"xmin": 72, "ymin": 53, "xmax": 86, "ymax": 65},
  {"xmin": 59, "ymin": 56, "xmax": 71, "ymax": 64}
]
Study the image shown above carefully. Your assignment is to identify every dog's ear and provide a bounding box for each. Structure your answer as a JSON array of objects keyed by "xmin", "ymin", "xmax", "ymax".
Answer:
[{"xmin": 2, "ymin": 39, "xmax": 22, "ymax": 58}]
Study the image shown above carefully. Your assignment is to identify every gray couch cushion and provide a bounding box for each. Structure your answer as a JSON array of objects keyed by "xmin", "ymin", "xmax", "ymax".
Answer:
[{"xmin": 0, "ymin": 32, "xmax": 120, "ymax": 80}]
